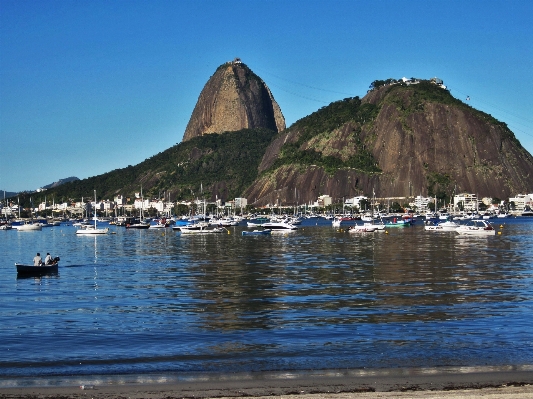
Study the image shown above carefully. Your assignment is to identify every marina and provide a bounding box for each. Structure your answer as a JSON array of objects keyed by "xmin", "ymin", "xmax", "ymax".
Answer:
[{"xmin": 1, "ymin": 217, "xmax": 532, "ymax": 387}]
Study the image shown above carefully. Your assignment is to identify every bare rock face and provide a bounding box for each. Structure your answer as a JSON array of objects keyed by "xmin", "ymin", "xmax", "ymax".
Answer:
[{"xmin": 183, "ymin": 59, "xmax": 285, "ymax": 142}]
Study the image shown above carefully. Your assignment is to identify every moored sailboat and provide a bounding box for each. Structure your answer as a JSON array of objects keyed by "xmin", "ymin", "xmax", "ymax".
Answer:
[{"xmin": 76, "ymin": 191, "xmax": 109, "ymax": 235}]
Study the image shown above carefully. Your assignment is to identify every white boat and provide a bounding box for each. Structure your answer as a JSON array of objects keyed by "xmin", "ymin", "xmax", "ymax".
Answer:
[
  {"xmin": 424, "ymin": 212, "xmax": 437, "ymax": 220},
  {"xmin": 349, "ymin": 223, "xmax": 378, "ymax": 233},
  {"xmin": 216, "ymin": 217, "xmax": 239, "ymax": 226},
  {"xmin": 76, "ymin": 225, "xmax": 109, "ymax": 235},
  {"xmin": 481, "ymin": 212, "xmax": 495, "ymax": 219},
  {"xmin": 179, "ymin": 222, "xmax": 226, "ymax": 234},
  {"xmin": 360, "ymin": 213, "xmax": 373, "ymax": 222},
  {"xmin": 76, "ymin": 191, "xmax": 109, "ymax": 235},
  {"xmin": 332, "ymin": 218, "xmax": 342, "ymax": 227},
  {"xmin": 149, "ymin": 218, "xmax": 170, "ymax": 229},
  {"xmin": 438, "ymin": 211, "xmax": 451, "ymax": 220},
  {"xmin": 425, "ymin": 220, "xmax": 460, "ymax": 231},
  {"xmin": 262, "ymin": 221, "xmax": 298, "ymax": 231},
  {"xmin": 456, "ymin": 220, "xmax": 496, "ymax": 236},
  {"xmin": 14, "ymin": 222, "xmax": 42, "ymax": 231}
]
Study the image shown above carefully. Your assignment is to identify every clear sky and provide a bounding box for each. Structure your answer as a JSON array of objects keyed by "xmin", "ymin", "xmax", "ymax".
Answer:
[{"xmin": 1, "ymin": 0, "xmax": 532, "ymax": 193}]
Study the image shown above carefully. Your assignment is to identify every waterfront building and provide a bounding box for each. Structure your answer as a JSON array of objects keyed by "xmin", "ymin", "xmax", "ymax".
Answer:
[
  {"xmin": 413, "ymin": 195, "xmax": 432, "ymax": 211},
  {"xmin": 509, "ymin": 194, "xmax": 533, "ymax": 214},
  {"xmin": 316, "ymin": 195, "xmax": 332, "ymax": 208},
  {"xmin": 453, "ymin": 193, "xmax": 478, "ymax": 212},
  {"xmin": 345, "ymin": 196, "xmax": 367, "ymax": 208}
]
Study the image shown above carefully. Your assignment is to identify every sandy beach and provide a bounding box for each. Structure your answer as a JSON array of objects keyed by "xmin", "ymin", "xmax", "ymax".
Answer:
[{"xmin": 1, "ymin": 369, "xmax": 532, "ymax": 399}]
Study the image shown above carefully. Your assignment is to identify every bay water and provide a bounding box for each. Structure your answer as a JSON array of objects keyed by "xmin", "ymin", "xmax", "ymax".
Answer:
[{"xmin": 1, "ymin": 218, "xmax": 532, "ymax": 385}]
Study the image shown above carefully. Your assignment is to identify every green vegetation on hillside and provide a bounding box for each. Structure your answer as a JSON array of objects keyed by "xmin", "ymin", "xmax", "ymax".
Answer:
[
  {"xmin": 267, "ymin": 97, "xmax": 381, "ymax": 175},
  {"xmin": 44, "ymin": 128, "xmax": 277, "ymax": 202}
]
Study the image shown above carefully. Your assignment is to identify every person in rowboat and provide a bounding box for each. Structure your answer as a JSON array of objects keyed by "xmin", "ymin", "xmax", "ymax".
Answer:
[
  {"xmin": 45, "ymin": 253, "xmax": 52, "ymax": 265},
  {"xmin": 33, "ymin": 253, "xmax": 42, "ymax": 266}
]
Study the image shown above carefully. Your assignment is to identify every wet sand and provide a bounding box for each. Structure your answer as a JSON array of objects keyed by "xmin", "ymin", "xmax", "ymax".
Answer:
[{"xmin": 1, "ymin": 369, "xmax": 532, "ymax": 399}]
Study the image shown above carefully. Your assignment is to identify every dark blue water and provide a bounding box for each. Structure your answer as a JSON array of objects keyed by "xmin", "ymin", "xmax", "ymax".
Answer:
[{"xmin": 1, "ymin": 218, "xmax": 532, "ymax": 383}]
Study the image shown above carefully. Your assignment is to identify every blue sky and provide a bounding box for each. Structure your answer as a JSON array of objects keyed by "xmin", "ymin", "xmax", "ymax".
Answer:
[{"xmin": 1, "ymin": 0, "xmax": 532, "ymax": 193}]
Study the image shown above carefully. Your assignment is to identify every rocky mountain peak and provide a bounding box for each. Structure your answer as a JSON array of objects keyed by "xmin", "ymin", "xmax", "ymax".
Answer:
[{"xmin": 182, "ymin": 59, "xmax": 285, "ymax": 142}]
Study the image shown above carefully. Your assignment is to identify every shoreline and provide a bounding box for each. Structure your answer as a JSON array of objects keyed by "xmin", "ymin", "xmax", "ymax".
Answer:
[{"xmin": 1, "ymin": 368, "xmax": 533, "ymax": 398}]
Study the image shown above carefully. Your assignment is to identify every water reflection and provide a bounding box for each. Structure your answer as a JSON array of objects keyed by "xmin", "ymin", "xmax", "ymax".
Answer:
[{"xmin": 1, "ymin": 220, "xmax": 532, "ymax": 375}]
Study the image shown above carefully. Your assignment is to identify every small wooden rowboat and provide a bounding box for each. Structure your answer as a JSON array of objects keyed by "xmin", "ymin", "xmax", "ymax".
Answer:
[{"xmin": 16, "ymin": 262, "xmax": 59, "ymax": 275}]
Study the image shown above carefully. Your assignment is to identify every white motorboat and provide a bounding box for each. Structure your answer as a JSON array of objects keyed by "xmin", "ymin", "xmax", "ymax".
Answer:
[
  {"xmin": 425, "ymin": 220, "xmax": 460, "ymax": 232},
  {"xmin": 456, "ymin": 220, "xmax": 496, "ymax": 236},
  {"xmin": 215, "ymin": 217, "xmax": 239, "ymax": 226},
  {"xmin": 262, "ymin": 221, "xmax": 298, "ymax": 231},
  {"xmin": 349, "ymin": 223, "xmax": 378, "ymax": 233},
  {"xmin": 14, "ymin": 222, "xmax": 42, "ymax": 231}
]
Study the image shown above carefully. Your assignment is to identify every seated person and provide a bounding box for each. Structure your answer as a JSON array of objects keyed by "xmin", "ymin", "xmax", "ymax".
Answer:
[
  {"xmin": 45, "ymin": 253, "xmax": 52, "ymax": 265},
  {"xmin": 33, "ymin": 253, "xmax": 42, "ymax": 266}
]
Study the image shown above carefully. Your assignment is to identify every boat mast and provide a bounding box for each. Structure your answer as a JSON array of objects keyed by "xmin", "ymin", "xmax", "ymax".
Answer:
[
  {"xmin": 140, "ymin": 185, "xmax": 144, "ymax": 222},
  {"xmin": 94, "ymin": 190, "xmax": 97, "ymax": 229}
]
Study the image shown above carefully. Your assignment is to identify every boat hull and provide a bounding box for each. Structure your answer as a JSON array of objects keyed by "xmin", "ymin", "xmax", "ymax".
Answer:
[
  {"xmin": 456, "ymin": 220, "xmax": 496, "ymax": 236},
  {"xmin": 16, "ymin": 263, "xmax": 58, "ymax": 275},
  {"xmin": 14, "ymin": 224, "xmax": 42, "ymax": 231},
  {"xmin": 126, "ymin": 224, "xmax": 150, "ymax": 229},
  {"xmin": 76, "ymin": 227, "xmax": 109, "ymax": 235},
  {"xmin": 456, "ymin": 228, "xmax": 496, "ymax": 236},
  {"xmin": 242, "ymin": 230, "xmax": 272, "ymax": 236},
  {"xmin": 180, "ymin": 228, "xmax": 226, "ymax": 234},
  {"xmin": 262, "ymin": 222, "xmax": 298, "ymax": 231}
]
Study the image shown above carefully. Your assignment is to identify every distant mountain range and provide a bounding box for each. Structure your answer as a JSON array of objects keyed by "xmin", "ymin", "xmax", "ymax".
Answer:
[
  {"xmin": 7, "ymin": 61, "xmax": 533, "ymax": 208},
  {"xmin": 1, "ymin": 177, "xmax": 79, "ymax": 199},
  {"xmin": 1, "ymin": 190, "xmax": 17, "ymax": 199}
]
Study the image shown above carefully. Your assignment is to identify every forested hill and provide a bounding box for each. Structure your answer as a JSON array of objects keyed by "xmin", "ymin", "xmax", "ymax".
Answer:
[
  {"xmin": 31, "ymin": 128, "xmax": 277, "ymax": 205},
  {"xmin": 244, "ymin": 79, "xmax": 533, "ymax": 206}
]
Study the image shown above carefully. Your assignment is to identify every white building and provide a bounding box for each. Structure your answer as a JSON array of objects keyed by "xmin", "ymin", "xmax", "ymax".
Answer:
[
  {"xmin": 454, "ymin": 193, "xmax": 478, "ymax": 212},
  {"xmin": 114, "ymin": 195, "xmax": 126, "ymax": 206},
  {"xmin": 134, "ymin": 198, "xmax": 150, "ymax": 210},
  {"xmin": 315, "ymin": 195, "xmax": 332, "ymax": 208},
  {"xmin": 148, "ymin": 200, "xmax": 165, "ymax": 213},
  {"xmin": 413, "ymin": 195, "xmax": 432, "ymax": 210},
  {"xmin": 509, "ymin": 194, "xmax": 533, "ymax": 213},
  {"xmin": 345, "ymin": 196, "xmax": 367, "ymax": 209},
  {"xmin": 1, "ymin": 207, "xmax": 14, "ymax": 216}
]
